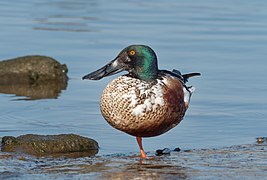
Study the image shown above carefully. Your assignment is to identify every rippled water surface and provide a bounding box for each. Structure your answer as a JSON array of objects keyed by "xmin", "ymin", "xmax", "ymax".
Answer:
[{"xmin": 0, "ymin": 0, "xmax": 267, "ymax": 176}]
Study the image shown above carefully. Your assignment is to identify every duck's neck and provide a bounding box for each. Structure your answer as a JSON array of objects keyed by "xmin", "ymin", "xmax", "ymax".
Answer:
[
  {"xmin": 133, "ymin": 49, "xmax": 158, "ymax": 81},
  {"xmin": 136, "ymin": 64, "xmax": 158, "ymax": 81}
]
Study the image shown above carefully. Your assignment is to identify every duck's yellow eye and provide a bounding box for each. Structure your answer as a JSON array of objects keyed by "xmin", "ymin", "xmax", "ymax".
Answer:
[{"xmin": 129, "ymin": 50, "xmax": 136, "ymax": 56}]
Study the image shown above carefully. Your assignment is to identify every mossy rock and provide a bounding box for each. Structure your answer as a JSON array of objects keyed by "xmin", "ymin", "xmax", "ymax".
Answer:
[{"xmin": 1, "ymin": 134, "xmax": 99, "ymax": 157}]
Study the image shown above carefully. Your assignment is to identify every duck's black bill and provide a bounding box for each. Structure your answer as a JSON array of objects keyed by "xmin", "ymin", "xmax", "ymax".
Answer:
[{"xmin": 82, "ymin": 58, "xmax": 125, "ymax": 80}]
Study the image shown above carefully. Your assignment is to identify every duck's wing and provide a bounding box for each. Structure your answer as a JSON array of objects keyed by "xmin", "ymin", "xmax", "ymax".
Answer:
[{"xmin": 159, "ymin": 69, "xmax": 200, "ymax": 108}]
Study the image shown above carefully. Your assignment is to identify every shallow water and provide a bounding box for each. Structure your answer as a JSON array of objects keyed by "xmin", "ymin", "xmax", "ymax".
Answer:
[
  {"xmin": 1, "ymin": 144, "xmax": 266, "ymax": 179},
  {"xmin": 0, "ymin": 0, "xmax": 267, "ymax": 178}
]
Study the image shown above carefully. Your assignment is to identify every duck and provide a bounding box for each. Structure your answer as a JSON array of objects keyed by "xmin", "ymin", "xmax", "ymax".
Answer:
[{"xmin": 82, "ymin": 45, "xmax": 200, "ymax": 158}]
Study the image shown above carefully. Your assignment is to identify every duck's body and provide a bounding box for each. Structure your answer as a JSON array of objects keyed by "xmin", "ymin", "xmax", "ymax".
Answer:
[
  {"xmin": 101, "ymin": 72, "xmax": 191, "ymax": 137},
  {"xmin": 83, "ymin": 45, "xmax": 200, "ymax": 158}
]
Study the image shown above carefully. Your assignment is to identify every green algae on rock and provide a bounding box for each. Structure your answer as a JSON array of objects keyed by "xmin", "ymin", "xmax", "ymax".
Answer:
[{"xmin": 1, "ymin": 134, "xmax": 99, "ymax": 157}]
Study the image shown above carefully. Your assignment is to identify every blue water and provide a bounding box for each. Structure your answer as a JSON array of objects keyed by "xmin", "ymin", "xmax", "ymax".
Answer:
[{"xmin": 0, "ymin": 0, "xmax": 267, "ymax": 156}]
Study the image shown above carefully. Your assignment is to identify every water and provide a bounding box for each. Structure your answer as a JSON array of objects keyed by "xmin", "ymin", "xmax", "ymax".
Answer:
[{"xmin": 0, "ymin": 0, "xmax": 267, "ymax": 161}]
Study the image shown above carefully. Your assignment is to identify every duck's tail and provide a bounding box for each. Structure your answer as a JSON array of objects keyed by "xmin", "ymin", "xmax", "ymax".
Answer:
[
  {"xmin": 171, "ymin": 69, "xmax": 201, "ymax": 83},
  {"xmin": 182, "ymin": 72, "xmax": 201, "ymax": 83}
]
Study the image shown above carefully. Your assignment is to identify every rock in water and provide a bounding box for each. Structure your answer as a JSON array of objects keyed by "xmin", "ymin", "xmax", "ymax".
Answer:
[
  {"xmin": 0, "ymin": 55, "xmax": 68, "ymax": 99},
  {"xmin": 0, "ymin": 55, "xmax": 68, "ymax": 84},
  {"xmin": 1, "ymin": 134, "xmax": 99, "ymax": 157},
  {"xmin": 155, "ymin": 148, "xmax": 172, "ymax": 156},
  {"xmin": 174, "ymin": 147, "xmax": 181, "ymax": 152}
]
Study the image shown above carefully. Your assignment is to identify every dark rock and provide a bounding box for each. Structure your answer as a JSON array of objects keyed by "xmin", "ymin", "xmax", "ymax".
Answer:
[
  {"xmin": 1, "ymin": 134, "xmax": 99, "ymax": 157},
  {"xmin": 155, "ymin": 148, "xmax": 171, "ymax": 156},
  {"xmin": 174, "ymin": 147, "xmax": 181, "ymax": 152},
  {"xmin": 0, "ymin": 55, "xmax": 68, "ymax": 84},
  {"xmin": 0, "ymin": 55, "xmax": 68, "ymax": 99}
]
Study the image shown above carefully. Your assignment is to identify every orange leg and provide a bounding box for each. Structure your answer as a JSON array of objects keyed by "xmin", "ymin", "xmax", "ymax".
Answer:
[{"xmin": 136, "ymin": 137, "xmax": 147, "ymax": 158}]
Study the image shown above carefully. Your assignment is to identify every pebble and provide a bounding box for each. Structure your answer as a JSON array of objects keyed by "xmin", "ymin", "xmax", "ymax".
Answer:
[{"xmin": 155, "ymin": 148, "xmax": 171, "ymax": 156}]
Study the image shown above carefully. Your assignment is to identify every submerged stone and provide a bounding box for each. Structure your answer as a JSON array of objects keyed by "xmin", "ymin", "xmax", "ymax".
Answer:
[{"xmin": 1, "ymin": 134, "xmax": 99, "ymax": 157}]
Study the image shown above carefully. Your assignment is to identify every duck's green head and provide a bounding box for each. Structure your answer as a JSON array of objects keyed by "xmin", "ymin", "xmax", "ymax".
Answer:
[{"xmin": 82, "ymin": 45, "xmax": 159, "ymax": 81}]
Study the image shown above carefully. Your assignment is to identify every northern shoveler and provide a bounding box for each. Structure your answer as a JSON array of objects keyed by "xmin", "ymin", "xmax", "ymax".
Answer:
[{"xmin": 83, "ymin": 45, "xmax": 200, "ymax": 158}]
